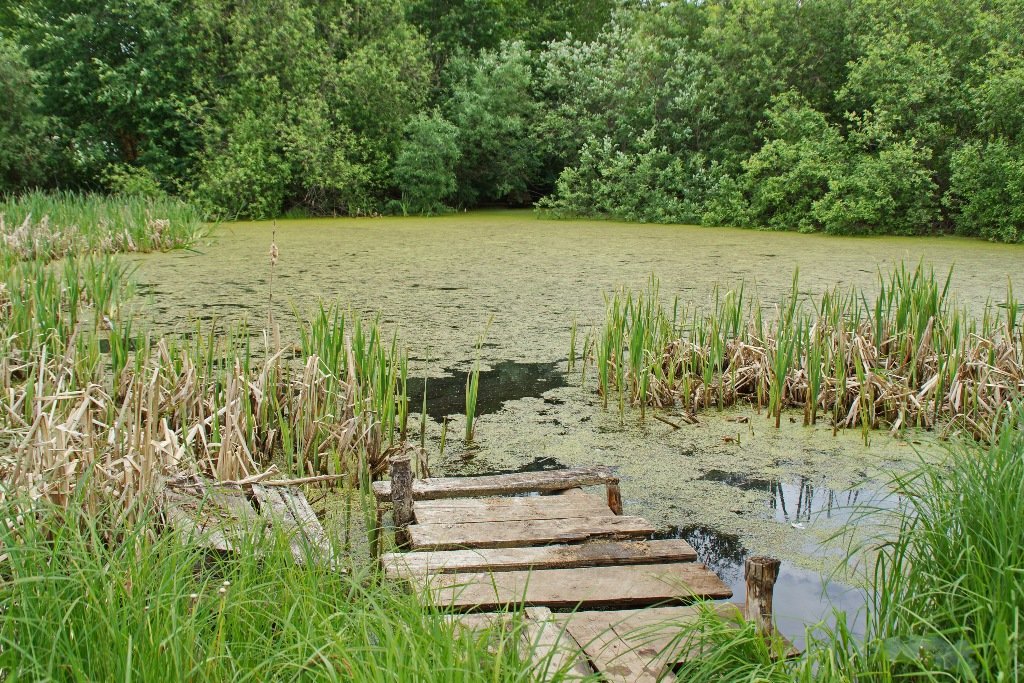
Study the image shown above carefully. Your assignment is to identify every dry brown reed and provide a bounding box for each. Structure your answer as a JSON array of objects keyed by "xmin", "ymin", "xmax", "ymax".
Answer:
[
  {"xmin": 592, "ymin": 266, "xmax": 1023, "ymax": 442},
  {"xmin": 1, "ymin": 260, "xmax": 409, "ymax": 518}
]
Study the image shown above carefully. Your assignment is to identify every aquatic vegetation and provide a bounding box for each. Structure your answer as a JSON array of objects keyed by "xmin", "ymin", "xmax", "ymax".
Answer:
[
  {"xmin": 0, "ymin": 191, "xmax": 205, "ymax": 261},
  {"xmin": 589, "ymin": 264, "xmax": 1023, "ymax": 440},
  {"xmin": 464, "ymin": 322, "xmax": 491, "ymax": 444},
  {"xmin": 465, "ymin": 358, "xmax": 481, "ymax": 444}
]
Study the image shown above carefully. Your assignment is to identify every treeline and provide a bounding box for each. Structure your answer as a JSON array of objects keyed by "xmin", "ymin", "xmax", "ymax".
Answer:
[{"xmin": 2, "ymin": 1, "xmax": 1023, "ymax": 240}]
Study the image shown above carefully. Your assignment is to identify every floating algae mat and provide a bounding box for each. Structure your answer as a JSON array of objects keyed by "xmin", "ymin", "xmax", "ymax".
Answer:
[{"xmin": 131, "ymin": 210, "xmax": 1023, "ymax": 642}]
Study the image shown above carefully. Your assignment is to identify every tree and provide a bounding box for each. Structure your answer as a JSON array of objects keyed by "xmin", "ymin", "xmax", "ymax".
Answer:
[
  {"xmin": 393, "ymin": 112, "xmax": 460, "ymax": 213},
  {"xmin": 447, "ymin": 41, "xmax": 540, "ymax": 205},
  {"xmin": 15, "ymin": 0, "xmax": 199, "ymax": 188},
  {"xmin": 0, "ymin": 36, "xmax": 50, "ymax": 190},
  {"xmin": 726, "ymin": 93, "xmax": 845, "ymax": 232}
]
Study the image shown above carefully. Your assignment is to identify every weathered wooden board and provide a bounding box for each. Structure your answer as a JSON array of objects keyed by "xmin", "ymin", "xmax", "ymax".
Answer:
[
  {"xmin": 383, "ymin": 539, "xmax": 698, "ymax": 578},
  {"xmin": 556, "ymin": 604, "xmax": 741, "ymax": 672},
  {"xmin": 562, "ymin": 612, "xmax": 667, "ymax": 683},
  {"xmin": 557, "ymin": 605, "xmax": 798, "ymax": 665},
  {"xmin": 521, "ymin": 607, "xmax": 595, "ymax": 681},
  {"xmin": 423, "ymin": 562, "xmax": 733, "ymax": 611},
  {"xmin": 251, "ymin": 484, "xmax": 334, "ymax": 567},
  {"xmin": 409, "ymin": 515, "xmax": 655, "ymax": 551},
  {"xmin": 412, "ymin": 490, "xmax": 612, "ymax": 525},
  {"xmin": 372, "ymin": 466, "xmax": 617, "ymax": 502},
  {"xmin": 162, "ymin": 483, "xmax": 261, "ymax": 552}
]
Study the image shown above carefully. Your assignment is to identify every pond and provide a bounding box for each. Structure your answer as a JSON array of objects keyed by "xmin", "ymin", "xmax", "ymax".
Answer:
[{"xmin": 131, "ymin": 210, "xmax": 1023, "ymax": 645}]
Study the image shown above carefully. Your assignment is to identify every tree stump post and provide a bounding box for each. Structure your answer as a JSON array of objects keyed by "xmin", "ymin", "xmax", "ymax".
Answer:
[
  {"xmin": 390, "ymin": 455, "xmax": 414, "ymax": 549},
  {"xmin": 745, "ymin": 556, "xmax": 781, "ymax": 635},
  {"xmin": 606, "ymin": 478, "xmax": 623, "ymax": 515}
]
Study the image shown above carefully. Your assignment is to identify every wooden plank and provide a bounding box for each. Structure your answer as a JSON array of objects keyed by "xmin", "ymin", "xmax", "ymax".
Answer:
[
  {"xmin": 372, "ymin": 466, "xmax": 617, "ymax": 502},
  {"xmin": 556, "ymin": 604, "xmax": 743, "ymax": 671},
  {"xmin": 162, "ymin": 483, "xmax": 262, "ymax": 552},
  {"xmin": 383, "ymin": 539, "xmax": 698, "ymax": 578},
  {"xmin": 563, "ymin": 612, "xmax": 667, "ymax": 683},
  {"xmin": 521, "ymin": 607, "xmax": 594, "ymax": 681},
  {"xmin": 557, "ymin": 605, "xmax": 798, "ymax": 664},
  {"xmin": 445, "ymin": 612, "xmax": 512, "ymax": 634},
  {"xmin": 413, "ymin": 491, "xmax": 613, "ymax": 525},
  {"xmin": 422, "ymin": 562, "xmax": 733, "ymax": 611},
  {"xmin": 251, "ymin": 484, "xmax": 334, "ymax": 567},
  {"xmin": 408, "ymin": 515, "xmax": 655, "ymax": 551}
]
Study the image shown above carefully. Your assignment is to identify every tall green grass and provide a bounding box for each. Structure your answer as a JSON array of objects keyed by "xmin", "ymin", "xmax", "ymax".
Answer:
[
  {"xmin": 0, "ymin": 190, "xmax": 205, "ymax": 261},
  {"xmin": 0, "ymin": 496, "xmax": 549, "ymax": 682}
]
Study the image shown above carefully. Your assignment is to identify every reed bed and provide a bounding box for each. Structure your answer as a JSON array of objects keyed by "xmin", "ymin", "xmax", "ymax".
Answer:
[
  {"xmin": 0, "ymin": 254, "xmax": 413, "ymax": 517},
  {"xmin": 0, "ymin": 190, "xmax": 205, "ymax": 261},
  {"xmin": 588, "ymin": 265, "xmax": 1022, "ymax": 440}
]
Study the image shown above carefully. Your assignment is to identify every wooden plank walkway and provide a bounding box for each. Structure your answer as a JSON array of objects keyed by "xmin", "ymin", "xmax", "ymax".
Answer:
[{"xmin": 376, "ymin": 460, "xmax": 791, "ymax": 680}]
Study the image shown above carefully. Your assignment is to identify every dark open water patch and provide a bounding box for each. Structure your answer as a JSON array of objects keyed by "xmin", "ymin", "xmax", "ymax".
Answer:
[
  {"xmin": 474, "ymin": 457, "xmax": 565, "ymax": 476},
  {"xmin": 407, "ymin": 361, "xmax": 565, "ymax": 421}
]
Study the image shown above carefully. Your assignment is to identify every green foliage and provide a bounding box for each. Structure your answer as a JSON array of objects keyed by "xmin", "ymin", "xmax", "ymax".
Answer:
[
  {"xmin": 948, "ymin": 140, "xmax": 1024, "ymax": 242},
  {"xmin": 722, "ymin": 93, "xmax": 845, "ymax": 232},
  {"xmin": 394, "ymin": 112, "xmax": 460, "ymax": 214},
  {"xmin": 2, "ymin": 0, "xmax": 1024, "ymax": 236},
  {"xmin": 447, "ymin": 41, "xmax": 540, "ymax": 205},
  {"xmin": 538, "ymin": 133, "xmax": 712, "ymax": 224},
  {"xmin": 103, "ymin": 164, "xmax": 168, "ymax": 199},
  {"xmin": 0, "ymin": 498, "xmax": 541, "ymax": 681},
  {"xmin": 0, "ymin": 191, "xmax": 204, "ymax": 261},
  {"xmin": 0, "ymin": 36, "xmax": 50, "ymax": 190},
  {"xmin": 813, "ymin": 130, "xmax": 939, "ymax": 236},
  {"xmin": 15, "ymin": 0, "xmax": 201, "ymax": 188}
]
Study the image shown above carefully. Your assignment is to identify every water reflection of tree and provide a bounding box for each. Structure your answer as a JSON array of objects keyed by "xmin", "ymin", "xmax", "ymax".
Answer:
[
  {"xmin": 660, "ymin": 525, "xmax": 747, "ymax": 584},
  {"xmin": 766, "ymin": 478, "xmax": 865, "ymax": 524}
]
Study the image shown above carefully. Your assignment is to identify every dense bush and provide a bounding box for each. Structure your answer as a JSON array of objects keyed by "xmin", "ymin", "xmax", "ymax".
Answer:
[
  {"xmin": 2, "ymin": 0, "xmax": 1023, "ymax": 240},
  {"xmin": 393, "ymin": 112, "xmax": 460, "ymax": 214}
]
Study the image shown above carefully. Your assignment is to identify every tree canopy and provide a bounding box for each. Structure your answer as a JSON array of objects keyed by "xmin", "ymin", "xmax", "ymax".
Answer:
[{"xmin": 2, "ymin": 0, "xmax": 1022, "ymax": 240}]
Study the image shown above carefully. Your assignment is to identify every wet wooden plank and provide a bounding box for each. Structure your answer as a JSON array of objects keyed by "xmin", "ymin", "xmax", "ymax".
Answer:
[
  {"xmin": 521, "ymin": 607, "xmax": 594, "ymax": 681},
  {"xmin": 412, "ymin": 490, "xmax": 612, "ymax": 525},
  {"xmin": 409, "ymin": 515, "xmax": 655, "ymax": 551},
  {"xmin": 423, "ymin": 562, "xmax": 733, "ymax": 611},
  {"xmin": 372, "ymin": 466, "xmax": 617, "ymax": 502},
  {"xmin": 251, "ymin": 484, "xmax": 334, "ymax": 567},
  {"xmin": 383, "ymin": 539, "xmax": 698, "ymax": 578},
  {"xmin": 563, "ymin": 612, "xmax": 667, "ymax": 683},
  {"xmin": 162, "ymin": 483, "xmax": 261, "ymax": 552}
]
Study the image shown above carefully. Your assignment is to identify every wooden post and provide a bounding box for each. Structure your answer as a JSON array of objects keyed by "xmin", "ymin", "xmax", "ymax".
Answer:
[
  {"xmin": 390, "ymin": 455, "xmax": 414, "ymax": 549},
  {"xmin": 606, "ymin": 478, "xmax": 623, "ymax": 515},
  {"xmin": 745, "ymin": 556, "xmax": 781, "ymax": 635}
]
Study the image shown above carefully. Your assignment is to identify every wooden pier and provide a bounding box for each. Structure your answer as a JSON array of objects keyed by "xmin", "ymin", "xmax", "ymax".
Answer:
[{"xmin": 374, "ymin": 458, "xmax": 789, "ymax": 681}]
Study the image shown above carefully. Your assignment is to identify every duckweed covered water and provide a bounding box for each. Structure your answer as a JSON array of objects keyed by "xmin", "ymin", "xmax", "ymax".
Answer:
[{"xmin": 131, "ymin": 210, "xmax": 1023, "ymax": 642}]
